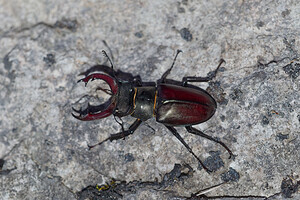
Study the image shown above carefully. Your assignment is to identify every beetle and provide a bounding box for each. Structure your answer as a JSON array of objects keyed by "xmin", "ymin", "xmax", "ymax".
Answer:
[{"xmin": 72, "ymin": 50, "xmax": 234, "ymax": 172}]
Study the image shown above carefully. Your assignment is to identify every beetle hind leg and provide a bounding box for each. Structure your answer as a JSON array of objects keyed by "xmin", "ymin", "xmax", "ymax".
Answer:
[
  {"xmin": 165, "ymin": 126, "xmax": 212, "ymax": 173},
  {"xmin": 185, "ymin": 126, "xmax": 234, "ymax": 159},
  {"xmin": 88, "ymin": 119, "xmax": 142, "ymax": 149}
]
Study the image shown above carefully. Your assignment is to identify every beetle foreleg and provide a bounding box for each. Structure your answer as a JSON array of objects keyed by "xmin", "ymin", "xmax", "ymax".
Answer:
[
  {"xmin": 185, "ymin": 126, "xmax": 234, "ymax": 159},
  {"xmin": 165, "ymin": 126, "xmax": 212, "ymax": 173},
  {"xmin": 182, "ymin": 59, "xmax": 225, "ymax": 86},
  {"xmin": 113, "ymin": 115, "xmax": 125, "ymax": 133},
  {"xmin": 87, "ymin": 119, "xmax": 142, "ymax": 150}
]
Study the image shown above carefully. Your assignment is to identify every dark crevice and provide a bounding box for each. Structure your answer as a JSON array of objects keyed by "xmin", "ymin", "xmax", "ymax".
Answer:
[
  {"xmin": 77, "ymin": 164, "xmax": 250, "ymax": 200},
  {"xmin": 257, "ymin": 57, "xmax": 290, "ymax": 69},
  {"xmin": 0, "ymin": 158, "xmax": 16, "ymax": 176},
  {"xmin": 77, "ymin": 163, "xmax": 193, "ymax": 199},
  {"xmin": 0, "ymin": 18, "xmax": 78, "ymax": 38},
  {"xmin": 76, "ymin": 165, "xmax": 293, "ymax": 200}
]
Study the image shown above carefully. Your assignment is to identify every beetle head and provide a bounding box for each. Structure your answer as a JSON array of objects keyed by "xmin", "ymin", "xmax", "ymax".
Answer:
[{"xmin": 72, "ymin": 73, "xmax": 119, "ymax": 121}]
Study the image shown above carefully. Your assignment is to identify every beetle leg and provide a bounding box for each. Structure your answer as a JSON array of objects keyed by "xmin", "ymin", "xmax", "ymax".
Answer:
[
  {"xmin": 113, "ymin": 115, "xmax": 125, "ymax": 133},
  {"xmin": 182, "ymin": 59, "xmax": 225, "ymax": 86},
  {"xmin": 160, "ymin": 50, "xmax": 182, "ymax": 83},
  {"xmin": 185, "ymin": 126, "xmax": 234, "ymax": 159},
  {"xmin": 165, "ymin": 126, "xmax": 212, "ymax": 173},
  {"xmin": 88, "ymin": 119, "xmax": 142, "ymax": 149}
]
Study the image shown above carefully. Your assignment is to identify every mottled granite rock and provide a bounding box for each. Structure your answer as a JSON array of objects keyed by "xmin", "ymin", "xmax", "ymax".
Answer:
[{"xmin": 0, "ymin": 0, "xmax": 299, "ymax": 199}]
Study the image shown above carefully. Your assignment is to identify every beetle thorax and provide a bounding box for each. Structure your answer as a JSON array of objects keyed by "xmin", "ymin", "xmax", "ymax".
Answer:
[{"xmin": 131, "ymin": 86, "xmax": 156, "ymax": 121}]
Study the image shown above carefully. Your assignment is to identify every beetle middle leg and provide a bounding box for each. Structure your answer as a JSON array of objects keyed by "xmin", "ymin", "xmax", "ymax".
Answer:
[
  {"xmin": 185, "ymin": 126, "xmax": 234, "ymax": 159},
  {"xmin": 165, "ymin": 125, "xmax": 212, "ymax": 173},
  {"xmin": 182, "ymin": 59, "xmax": 225, "ymax": 86},
  {"xmin": 88, "ymin": 119, "xmax": 142, "ymax": 149},
  {"xmin": 160, "ymin": 49, "xmax": 182, "ymax": 83}
]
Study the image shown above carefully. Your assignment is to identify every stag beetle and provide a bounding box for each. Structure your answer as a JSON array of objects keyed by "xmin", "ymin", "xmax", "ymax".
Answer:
[{"xmin": 72, "ymin": 50, "xmax": 234, "ymax": 172}]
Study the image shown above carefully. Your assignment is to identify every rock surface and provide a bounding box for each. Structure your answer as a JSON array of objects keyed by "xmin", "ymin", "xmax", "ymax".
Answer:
[{"xmin": 0, "ymin": 0, "xmax": 299, "ymax": 199}]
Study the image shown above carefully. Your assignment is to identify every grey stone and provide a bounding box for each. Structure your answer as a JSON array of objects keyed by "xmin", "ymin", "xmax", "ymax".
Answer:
[{"xmin": 0, "ymin": 0, "xmax": 299, "ymax": 199}]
